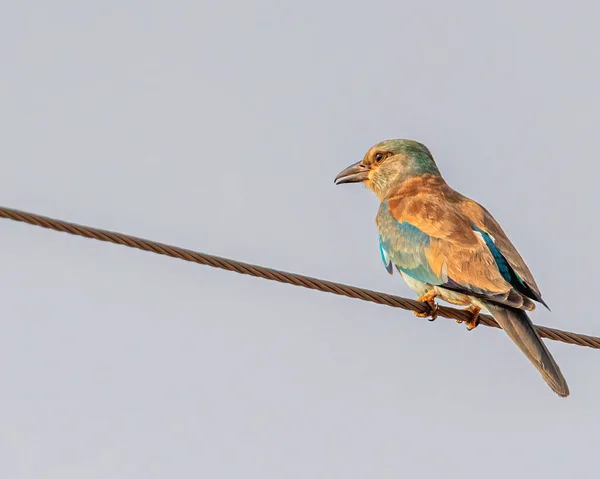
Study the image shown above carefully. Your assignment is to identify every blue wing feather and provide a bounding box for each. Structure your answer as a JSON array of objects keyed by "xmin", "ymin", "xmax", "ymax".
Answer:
[
  {"xmin": 471, "ymin": 223, "xmax": 548, "ymax": 306},
  {"xmin": 378, "ymin": 236, "xmax": 394, "ymax": 274},
  {"xmin": 472, "ymin": 224, "xmax": 513, "ymax": 283},
  {"xmin": 377, "ymin": 202, "xmax": 443, "ymax": 285}
]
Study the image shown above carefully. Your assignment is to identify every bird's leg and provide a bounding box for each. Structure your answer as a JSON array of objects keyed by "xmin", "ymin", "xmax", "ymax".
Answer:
[
  {"xmin": 455, "ymin": 305, "xmax": 481, "ymax": 331},
  {"xmin": 414, "ymin": 290, "xmax": 438, "ymax": 321}
]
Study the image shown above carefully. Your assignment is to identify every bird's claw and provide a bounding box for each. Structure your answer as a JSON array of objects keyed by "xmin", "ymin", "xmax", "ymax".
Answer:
[
  {"xmin": 456, "ymin": 305, "xmax": 481, "ymax": 331},
  {"xmin": 414, "ymin": 293, "xmax": 439, "ymax": 321}
]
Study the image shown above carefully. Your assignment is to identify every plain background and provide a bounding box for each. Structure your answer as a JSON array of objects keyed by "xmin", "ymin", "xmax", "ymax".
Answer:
[{"xmin": 2, "ymin": 1, "xmax": 599, "ymax": 478}]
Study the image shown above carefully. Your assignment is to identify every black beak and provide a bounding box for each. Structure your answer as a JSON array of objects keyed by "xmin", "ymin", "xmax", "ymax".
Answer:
[{"xmin": 334, "ymin": 161, "xmax": 369, "ymax": 185}]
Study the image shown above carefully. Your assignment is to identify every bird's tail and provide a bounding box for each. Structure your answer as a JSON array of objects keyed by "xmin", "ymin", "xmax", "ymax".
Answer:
[{"xmin": 481, "ymin": 301, "xmax": 569, "ymax": 397}]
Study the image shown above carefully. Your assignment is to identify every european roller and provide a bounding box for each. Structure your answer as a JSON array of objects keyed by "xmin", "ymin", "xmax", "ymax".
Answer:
[{"xmin": 334, "ymin": 139, "xmax": 569, "ymax": 397}]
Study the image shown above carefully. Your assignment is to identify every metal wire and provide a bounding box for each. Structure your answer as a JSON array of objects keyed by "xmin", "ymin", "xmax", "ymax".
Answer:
[{"xmin": 0, "ymin": 205, "xmax": 598, "ymax": 349}]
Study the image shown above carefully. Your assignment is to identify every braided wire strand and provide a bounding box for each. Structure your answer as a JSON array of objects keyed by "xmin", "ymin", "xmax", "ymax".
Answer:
[{"xmin": 0, "ymin": 206, "xmax": 597, "ymax": 349}]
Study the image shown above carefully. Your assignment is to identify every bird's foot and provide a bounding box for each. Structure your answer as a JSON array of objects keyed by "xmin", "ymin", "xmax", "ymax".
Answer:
[
  {"xmin": 414, "ymin": 291, "xmax": 438, "ymax": 321},
  {"xmin": 455, "ymin": 305, "xmax": 481, "ymax": 331}
]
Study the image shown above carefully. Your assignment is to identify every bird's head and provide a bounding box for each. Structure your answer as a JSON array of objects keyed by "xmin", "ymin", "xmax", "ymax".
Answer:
[{"xmin": 334, "ymin": 139, "xmax": 441, "ymax": 199}]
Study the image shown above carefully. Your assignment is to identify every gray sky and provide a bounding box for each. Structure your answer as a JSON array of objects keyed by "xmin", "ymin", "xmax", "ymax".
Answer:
[{"xmin": 2, "ymin": 1, "xmax": 599, "ymax": 478}]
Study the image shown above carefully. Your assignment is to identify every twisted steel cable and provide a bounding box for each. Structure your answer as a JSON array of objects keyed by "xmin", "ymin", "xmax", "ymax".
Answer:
[{"xmin": 0, "ymin": 206, "xmax": 598, "ymax": 349}]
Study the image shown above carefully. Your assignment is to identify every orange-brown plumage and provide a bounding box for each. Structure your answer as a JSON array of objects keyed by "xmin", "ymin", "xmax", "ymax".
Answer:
[
  {"xmin": 384, "ymin": 174, "xmax": 533, "ymax": 303},
  {"xmin": 334, "ymin": 138, "xmax": 568, "ymax": 397}
]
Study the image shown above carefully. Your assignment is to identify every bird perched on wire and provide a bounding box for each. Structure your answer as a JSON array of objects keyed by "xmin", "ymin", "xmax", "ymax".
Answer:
[{"xmin": 334, "ymin": 139, "xmax": 569, "ymax": 397}]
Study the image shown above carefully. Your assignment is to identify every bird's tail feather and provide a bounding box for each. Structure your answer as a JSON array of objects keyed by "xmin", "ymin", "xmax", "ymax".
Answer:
[{"xmin": 480, "ymin": 301, "xmax": 569, "ymax": 397}]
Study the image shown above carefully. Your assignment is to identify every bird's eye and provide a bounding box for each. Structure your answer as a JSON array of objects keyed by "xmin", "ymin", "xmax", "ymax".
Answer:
[{"xmin": 375, "ymin": 153, "xmax": 383, "ymax": 162}]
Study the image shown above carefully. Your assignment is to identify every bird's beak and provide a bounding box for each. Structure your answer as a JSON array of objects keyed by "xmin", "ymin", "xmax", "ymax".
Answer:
[{"xmin": 334, "ymin": 161, "xmax": 369, "ymax": 185}]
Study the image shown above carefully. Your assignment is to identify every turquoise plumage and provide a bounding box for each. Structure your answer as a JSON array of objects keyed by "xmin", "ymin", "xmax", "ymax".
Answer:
[
  {"xmin": 335, "ymin": 139, "xmax": 568, "ymax": 397},
  {"xmin": 378, "ymin": 202, "xmax": 441, "ymax": 286}
]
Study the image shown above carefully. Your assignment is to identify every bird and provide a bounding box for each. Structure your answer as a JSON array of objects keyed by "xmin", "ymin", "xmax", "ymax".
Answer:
[{"xmin": 334, "ymin": 139, "xmax": 569, "ymax": 397}]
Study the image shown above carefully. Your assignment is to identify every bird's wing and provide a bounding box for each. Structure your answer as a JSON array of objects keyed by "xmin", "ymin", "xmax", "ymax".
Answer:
[
  {"xmin": 460, "ymin": 199, "xmax": 546, "ymax": 306},
  {"xmin": 377, "ymin": 190, "xmax": 539, "ymax": 310}
]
